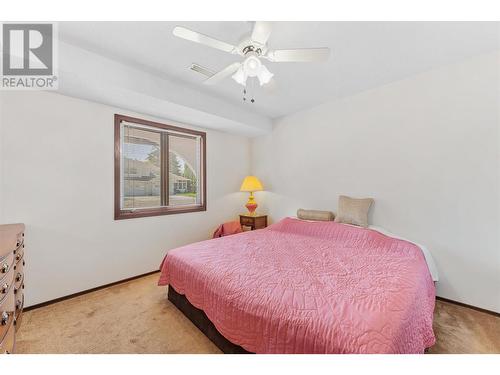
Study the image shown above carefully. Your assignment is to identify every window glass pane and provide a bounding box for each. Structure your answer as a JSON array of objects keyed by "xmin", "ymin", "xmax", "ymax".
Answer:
[
  {"xmin": 168, "ymin": 135, "xmax": 201, "ymax": 206},
  {"xmin": 122, "ymin": 126, "xmax": 162, "ymax": 209}
]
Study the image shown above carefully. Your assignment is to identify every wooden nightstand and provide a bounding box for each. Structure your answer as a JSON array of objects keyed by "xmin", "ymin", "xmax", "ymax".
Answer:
[{"xmin": 239, "ymin": 214, "xmax": 268, "ymax": 231}]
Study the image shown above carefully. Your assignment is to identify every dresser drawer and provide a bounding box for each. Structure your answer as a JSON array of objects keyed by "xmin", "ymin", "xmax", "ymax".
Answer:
[
  {"xmin": 0, "ymin": 253, "xmax": 14, "ymax": 284},
  {"xmin": 13, "ymin": 281, "xmax": 24, "ymax": 298},
  {"xmin": 0, "ymin": 267, "xmax": 14, "ymax": 306},
  {"xmin": 0, "ymin": 224, "xmax": 24, "ymax": 258},
  {"xmin": 13, "ymin": 243, "xmax": 24, "ymax": 265},
  {"xmin": 14, "ymin": 253, "xmax": 23, "ymax": 282},
  {"xmin": 240, "ymin": 216, "xmax": 254, "ymax": 226},
  {"xmin": 14, "ymin": 270, "xmax": 23, "ymax": 292},
  {"xmin": 1, "ymin": 303, "xmax": 15, "ymax": 337},
  {"xmin": 0, "ymin": 317, "xmax": 15, "ymax": 354},
  {"xmin": 14, "ymin": 294, "xmax": 23, "ymax": 332}
]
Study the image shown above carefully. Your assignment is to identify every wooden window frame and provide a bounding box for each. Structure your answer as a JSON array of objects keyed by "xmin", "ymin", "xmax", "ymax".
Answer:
[{"xmin": 114, "ymin": 114, "xmax": 206, "ymax": 220}]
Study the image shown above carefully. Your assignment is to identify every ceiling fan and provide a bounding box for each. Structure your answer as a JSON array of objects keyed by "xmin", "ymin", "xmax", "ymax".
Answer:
[{"xmin": 173, "ymin": 22, "xmax": 330, "ymax": 87}]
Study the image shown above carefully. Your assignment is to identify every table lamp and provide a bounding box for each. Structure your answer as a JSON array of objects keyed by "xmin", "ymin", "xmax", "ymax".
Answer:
[{"xmin": 240, "ymin": 176, "xmax": 263, "ymax": 215}]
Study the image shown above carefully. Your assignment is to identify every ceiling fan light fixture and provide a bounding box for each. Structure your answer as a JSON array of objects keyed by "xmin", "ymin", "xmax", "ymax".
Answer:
[
  {"xmin": 232, "ymin": 66, "xmax": 248, "ymax": 86},
  {"xmin": 243, "ymin": 55, "xmax": 262, "ymax": 77},
  {"xmin": 257, "ymin": 65, "xmax": 274, "ymax": 86}
]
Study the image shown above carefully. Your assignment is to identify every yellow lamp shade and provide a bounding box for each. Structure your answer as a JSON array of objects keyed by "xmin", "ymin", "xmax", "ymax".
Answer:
[{"xmin": 240, "ymin": 176, "xmax": 263, "ymax": 192}]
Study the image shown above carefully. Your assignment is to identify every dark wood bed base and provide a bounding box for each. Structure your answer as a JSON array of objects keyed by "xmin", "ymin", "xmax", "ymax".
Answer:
[{"xmin": 167, "ymin": 286, "xmax": 251, "ymax": 354}]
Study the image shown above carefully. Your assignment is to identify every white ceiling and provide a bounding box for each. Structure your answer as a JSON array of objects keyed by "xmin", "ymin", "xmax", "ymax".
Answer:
[{"xmin": 59, "ymin": 22, "xmax": 499, "ymax": 119}]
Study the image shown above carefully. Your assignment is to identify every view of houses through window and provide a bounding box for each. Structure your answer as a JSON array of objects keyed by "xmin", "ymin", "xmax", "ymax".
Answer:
[
  {"xmin": 168, "ymin": 134, "xmax": 200, "ymax": 206},
  {"xmin": 123, "ymin": 127, "xmax": 161, "ymax": 209},
  {"xmin": 121, "ymin": 122, "xmax": 202, "ymax": 211}
]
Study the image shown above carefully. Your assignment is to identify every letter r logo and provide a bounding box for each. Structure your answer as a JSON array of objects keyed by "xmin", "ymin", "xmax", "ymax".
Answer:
[{"xmin": 2, "ymin": 24, "xmax": 53, "ymax": 75}]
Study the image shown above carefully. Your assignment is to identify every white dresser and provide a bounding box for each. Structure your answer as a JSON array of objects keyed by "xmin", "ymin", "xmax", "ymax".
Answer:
[{"xmin": 0, "ymin": 223, "xmax": 25, "ymax": 354}]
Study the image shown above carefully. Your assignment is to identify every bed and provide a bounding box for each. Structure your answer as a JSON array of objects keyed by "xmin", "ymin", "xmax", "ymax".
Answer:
[{"xmin": 158, "ymin": 217, "xmax": 436, "ymax": 354}]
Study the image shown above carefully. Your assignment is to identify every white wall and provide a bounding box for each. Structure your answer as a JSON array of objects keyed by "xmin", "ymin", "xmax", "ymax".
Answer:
[
  {"xmin": 252, "ymin": 52, "xmax": 500, "ymax": 313},
  {"xmin": 1, "ymin": 53, "xmax": 498, "ymax": 313},
  {"xmin": 0, "ymin": 91, "xmax": 251, "ymax": 307}
]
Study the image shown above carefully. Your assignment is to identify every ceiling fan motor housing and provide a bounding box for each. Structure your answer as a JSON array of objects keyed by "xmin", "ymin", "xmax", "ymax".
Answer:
[{"xmin": 242, "ymin": 45, "xmax": 263, "ymax": 56}]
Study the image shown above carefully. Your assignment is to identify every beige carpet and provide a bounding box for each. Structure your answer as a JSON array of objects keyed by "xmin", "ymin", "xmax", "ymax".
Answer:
[{"xmin": 15, "ymin": 273, "xmax": 500, "ymax": 354}]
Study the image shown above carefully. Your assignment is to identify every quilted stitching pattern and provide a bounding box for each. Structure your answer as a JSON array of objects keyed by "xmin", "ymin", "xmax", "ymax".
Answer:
[{"xmin": 159, "ymin": 217, "xmax": 436, "ymax": 353}]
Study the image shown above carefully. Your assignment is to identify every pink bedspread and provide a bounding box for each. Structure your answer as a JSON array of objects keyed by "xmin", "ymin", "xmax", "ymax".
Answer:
[{"xmin": 158, "ymin": 217, "xmax": 435, "ymax": 353}]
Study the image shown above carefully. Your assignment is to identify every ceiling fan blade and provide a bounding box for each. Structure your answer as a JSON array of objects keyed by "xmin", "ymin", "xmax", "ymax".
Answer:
[
  {"xmin": 173, "ymin": 26, "xmax": 236, "ymax": 54},
  {"xmin": 203, "ymin": 62, "xmax": 241, "ymax": 85},
  {"xmin": 251, "ymin": 21, "xmax": 272, "ymax": 45},
  {"xmin": 267, "ymin": 48, "xmax": 330, "ymax": 62}
]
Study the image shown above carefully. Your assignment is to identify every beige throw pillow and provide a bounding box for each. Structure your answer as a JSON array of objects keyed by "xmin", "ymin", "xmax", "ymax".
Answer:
[
  {"xmin": 297, "ymin": 209, "xmax": 335, "ymax": 221},
  {"xmin": 334, "ymin": 195, "xmax": 374, "ymax": 228}
]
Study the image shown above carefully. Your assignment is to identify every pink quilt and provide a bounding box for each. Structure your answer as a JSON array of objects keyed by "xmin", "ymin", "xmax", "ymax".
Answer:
[{"xmin": 158, "ymin": 217, "xmax": 435, "ymax": 353}]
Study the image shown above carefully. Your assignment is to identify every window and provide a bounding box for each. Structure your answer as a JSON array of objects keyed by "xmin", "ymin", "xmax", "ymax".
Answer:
[{"xmin": 114, "ymin": 114, "xmax": 206, "ymax": 220}]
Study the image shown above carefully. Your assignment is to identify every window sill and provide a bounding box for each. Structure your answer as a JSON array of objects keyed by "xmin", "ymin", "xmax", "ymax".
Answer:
[{"xmin": 114, "ymin": 204, "xmax": 206, "ymax": 220}]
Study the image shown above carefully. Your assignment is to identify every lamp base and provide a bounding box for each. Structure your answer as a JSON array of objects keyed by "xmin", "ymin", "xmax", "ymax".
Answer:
[{"xmin": 245, "ymin": 202, "xmax": 258, "ymax": 215}]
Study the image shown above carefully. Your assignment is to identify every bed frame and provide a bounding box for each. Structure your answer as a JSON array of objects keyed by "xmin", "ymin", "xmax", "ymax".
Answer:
[{"xmin": 167, "ymin": 286, "xmax": 251, "ymax": 354}]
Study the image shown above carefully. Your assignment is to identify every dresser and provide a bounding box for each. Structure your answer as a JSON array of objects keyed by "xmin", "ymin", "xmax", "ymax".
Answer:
[{"xmin": 0, "ymin": 223, "xmax": 25, "ymax": 354}]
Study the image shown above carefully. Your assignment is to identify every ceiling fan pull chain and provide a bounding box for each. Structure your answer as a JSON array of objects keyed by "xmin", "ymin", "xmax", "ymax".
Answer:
[
  {"xmin": 242, "ymin": 80, "xmax": 256, "ymax": 104},
  {"xmin": 250, "ymin": 79, "xmax": 255, "ymax": 103}
]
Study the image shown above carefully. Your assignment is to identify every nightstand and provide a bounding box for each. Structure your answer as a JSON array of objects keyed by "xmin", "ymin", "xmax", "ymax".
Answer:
[{"xmin": 239, "ymin": 214, "xmax": 268, "ymax": 231}]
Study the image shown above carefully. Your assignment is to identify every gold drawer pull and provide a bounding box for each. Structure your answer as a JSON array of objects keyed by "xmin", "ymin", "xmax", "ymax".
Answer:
[
  {"xmin": 15, "ymin": 273, "xmax": 22, "ymax": 282},
  {"xmin": 1, "ymin": 311, "xmax": 8, "ymax": 325},
  {"xmin": 1, "ymin": 283, "xmax": 8, "ymax": 294},
  {"xmin": 1, "ymin": 263, "xmax": 8, "ymax": 273}
]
